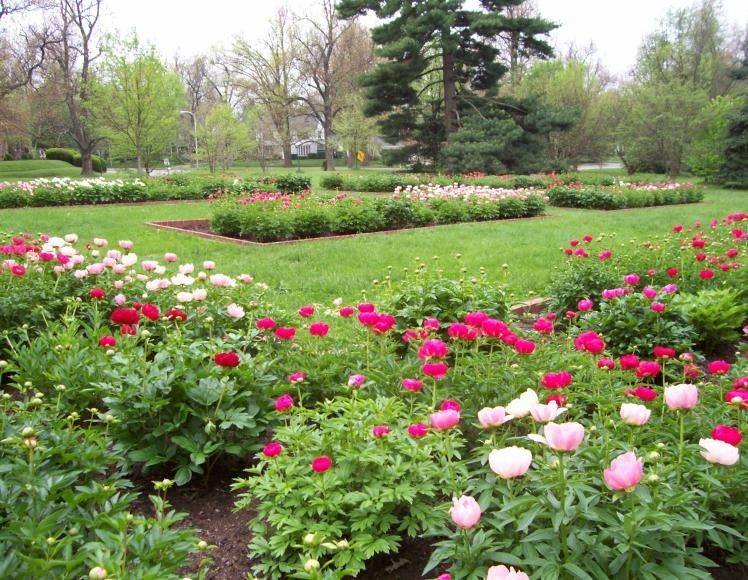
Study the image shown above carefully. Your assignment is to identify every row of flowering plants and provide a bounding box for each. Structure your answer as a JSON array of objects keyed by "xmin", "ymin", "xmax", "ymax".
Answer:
[
  {"xmin": 0, "ymin": 213, "xmax": 745, "ymax": 578},
  {"xmin": 0, "ymin": 173, "xmax": 313, "ymax": 208},
  {"xmin": 209, "ymin": 189, "xmax": 548, "ymax": 242},
  {"xmin": 546, "ymin": 181, "xmax": 704, "ymax": 209}
]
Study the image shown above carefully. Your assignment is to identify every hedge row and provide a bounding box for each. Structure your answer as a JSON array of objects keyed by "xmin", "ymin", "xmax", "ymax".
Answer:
[
  {"xmin": 46, "ymin": 148, "xmax": 108, "ymax": 173},
  {"xmin": 547, "ymin": 184, "xmax": 705, "ymax": 209}
]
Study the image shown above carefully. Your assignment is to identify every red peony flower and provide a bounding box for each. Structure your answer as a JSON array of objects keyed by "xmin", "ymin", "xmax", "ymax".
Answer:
[
  {"xmin": 339, "ymin": 307, "xmax": 355, "ymax": 317},
  {"xmin": 574, "ymin": 331, "xmax": 605, "ymax": 354},
  {"xmin": 275, "ymin": 394, "xmax": 294, "ymax": 412},
  {"xmin": 111, "ymin": 308, "xmax": 140, "ymax": 325},
  {"xmin": 440, "ymin": 399, "xmax": 461, "ymax": 412},
  {"xmin": 357, "ymin": 303, "xmax": 376, "ymax": 313},
  {"xmin": 256, "ymin": 317, "xmax": 276, "ymax": 330},
  {"xmin": 165, "ymin": 309, "xmax": 187, "ymax": 321},
  {"xmin": 298, "ymin": 305, "xmax": 315, "ymax": 317},
  {"xmin": 99, "ymin": 335, "xmax": 117, "ymax": 347},
  {"xmin": 11, "ymin": 264, "xmax": 26, "ymax": 277},
  {"xmin": 89, "ymin": 287, "xmax": 106, "ymax": 300},
  {"xmin": 653, "ymin": 346, "xmax": 676, "ymax": 359},
  {"xmin": 699, "ymin": 269, "xmax": 715, "ymax": 279},
  {"xmin": 402, "ymin": 378, "xmax": 424, "ymax": 392},
  {"xmin": 514, "ymin": 339, "xmax": 536, "ymax": 354},
  {"xmin": 534, "ymin": 318, "xmax": 554, "ymax": 334},
  {"xmin": 619, "ymin": 354, "xmax": 640, "ymax": 370},
  {"xmin": 421, "ymin": 362, "xmax": 449, "ymax": 379},
  {"xmin": 408, "ymin": 423, "xmax": 429, "ymax": 438},
  {"xmin": 546, "ymin": 393, "xmax": 568, "ymax": 407},
  {"xmin": 141, "ymin": 303, "xmax": 160, "ymax": 321},
  {"xmin": 726, "ymin": 390, "xmax": 748, "ymax": 409},
  {"xmin": 635, "ymin": 361, "xmax": 662, "ymax": 379},
  {"xmin": 214, "ymin": 351, "xmax": 240, "ymax": 368},
  {"xmin": 418, "ymin": 339, "xmax": 449, "ymax": 360},
  {"xmin": 597, "ymin": 358, "xmax": 616, "ymax": 370}
]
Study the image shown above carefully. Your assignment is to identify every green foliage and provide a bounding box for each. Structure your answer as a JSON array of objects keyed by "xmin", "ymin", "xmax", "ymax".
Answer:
[
  {"xmin": 98, "ymin": 338, "xmax": 271, "ymax": 484},
  {"xmin": 274, "ymin": 174, "xmax": 312, "ymax": 193},
  {"xmin": 337, "ymin": 0, "xmax": 556, "ymax": 168},
  {"xmin": 210, "ymin": 190, "xmax": 547, "ymax": 243},
  {"xmin": 673, "ymin": 289, "xmax": 748, "ymax": 353},
  {"xmin": 582, "ymin": 293, "xmax": 696, "ymax": 356},
  {"xmin": 547, "ymin": 183, "xmax": 704, "ymax": 210},
  {"xmin": 379, "ymin": 258, "xmax": 508, "ymax": 330},
  {"xmin": 46, "ymin": 148, "xmax": 107, "ymax": 172},
  {"xmin": 0, "ymin": 396, "xmax": 202, "ymax": 579},
  {"xmin": 233, "ymin": 396, "xmax": 447, "ymax": 579},
  {"xmin": 93, "ymin": 33, "xmax": 185, "ymax": 172},
  {"xmin": 547, "ymin": 258, "xmax": 620, "ymax": 315},
  {"xmin": 197, "ymin": 103, "xmax": 253, "ymax": 173},
  {"xmin": 686, "ymin": 95, "xmax": 742, "ymax": 180},
  {"xmin": 440, "ymin": 114, "xmax": 519, "ymax": 174},
  {"xmin": 716, "ymin": 100, "xmax": 748, "ymax": 189}
]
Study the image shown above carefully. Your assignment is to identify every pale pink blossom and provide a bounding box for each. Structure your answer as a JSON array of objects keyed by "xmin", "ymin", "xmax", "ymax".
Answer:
[
  {"xmin": 477, "ymin": 406, "xmax": 514, "ymax": 428},
  {"xmin": 664, "ymin": 383, "xmax": 699, "ymax": 410},
  {"xmin": 64, "ymin": 233, "xmax": 78, "ymax": 243},
  {"xmin": 114, "ymin": 293, "xmax": 126, "ymax": 306},
  {"xmin": 121, "ymin": 253, "xmax": 138, "ymax": 267},
  {"xmin": 488, "ymin": 447, "xmax": 532, "ymax": 479},
  {"xmin": 93, "ymin": 238, "xmax": 108, "ymax": 247},
  {"xmin": 699, "ymin": 438, "xmax": 740, "ymax": 465},
  {"xmin": 619, "ymin": 403, "xmax": 651, "ymax": 426},
  {"xmin": 176, "ymin": 291, "xmax": 193, "ymax": 303},
  {"xmin": 487, "ymin": 565, "xmax": 529, "ymax": 580},
  {"xmin": 449, "ymin": 495, "xmax": 481, "ymax": 529},
  {"xmin": 106, "ymin": 250, "xmax": 122, "ymax": 261},
  {"xmin": 505, "ymin": 389, "xmax": 539, "ymax": 418},
  {"xmin": 141, "ymin": 260, "xmax": 158, "ymax": 271},
  {"xmin": 179, "ymin": 263, "xmax": 194, "ymax": 275},
  {"xmin": 210, "ymin": 274, "xmax": 236, "ymax": 288},
  {"xmin": 113, "ymin": 264, "xmax": 126, "ymax": 274},
  {"xmin": 164, "ymin": 252, "xmax": 177, "ymax": 262},
  {"xmin": 530, "ymin": 401, "xmax": 567, "ymax": 423},
  {"xmin": 203, "ymin": 260, "xmax": 216, "ymax": 270},
  {"xmin": 192, "ymin": 288, "xmax": 208, "ymax": 301},
  {"xmin": 119, "ymin": 240, "xmax": 133, "ymax": 250},
  {"xmin": 86, "ymin": 263, "xmax": 105, "ymax": 275},
  {"xmin": 227, "ymin": 303, "xmax": 245, "ymax": 319}
]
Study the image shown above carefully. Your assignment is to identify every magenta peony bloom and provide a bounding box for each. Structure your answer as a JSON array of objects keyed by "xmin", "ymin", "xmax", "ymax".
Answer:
[
  {"xmin": 514, "ymin": 339, "xmax": 536, "ymax": 354},
  {"xmin": 604, "ymin": 452, "xmax": 643, "ymax": 491},
  {"xmin": 372, "ymin": 425, "xmax": 390, "ymax": 438},
  {"xmin": 262, "ymin": 442, "xmax": 283, "ymax": 457},
  {"xmin": 635, "ymin": 361, "xmax": 661, "ymax": 379},
  {"xmin": 311, "ymin": 456, "xmax": 333, "ymax": 473},
  {"xmin": 541, "ymin": 371, "xmax": 573, "ymax": 389},
  {"xmin": 418, "ymin": 339, "xmax": 449, "ymax": 360},
  {"xmin": 577, "ymin": 298, "xmax": 593, "ymax": 311},
  {"xmin": 348, "ymin": 374, "xmax": 366, "ymax": 387},
  {"xmin": 274, "ymin": 327, "xmax": 296, "ymax": 340},
  {"xmin": 402, "ymin": 378, "xmax": 424, "ymax": 392},
  {"xmin": 574, "ymin": 330, "xmax": 605, "ymax": 354},
  {"xmin": 275, "ymin": 394, "xmax": 294, "ymax": 412},
  {"xmin": 256, "ymin": 317, "xmax": 276, "ymax": 330},
  {"xmin": 619, "ymin": 354, "xmax": 640, "ymax": 370},
  {"xmin": 408, "ymin": 423, "xmax": 429, "ymax": 438},
  {"xmin": 489, "ymin": 447, "xmax": 533, "ymax": 479},
  {"xmin": 298, "ymin": 305, "xmax": 315, "ymax": 317},
  {"xmin": 309, "ymin": 322, "xmax": 329, "ymax": 336},
  {"xmin": 597, "ymin": 358, "xmax": 616, "ymax": 370},
  {"xmin": 707, "ymin": 360, "xmax": 731, "ymax": 375},
  {"xmin": 711, "ymin": 425, "xmax": 742, "ymax": 446},
  {"xmin": 421, "ymin": 362, "xmax": 449, "ymax": 379}
]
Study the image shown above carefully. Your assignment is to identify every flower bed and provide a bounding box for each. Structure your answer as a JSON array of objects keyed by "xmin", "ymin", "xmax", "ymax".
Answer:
[
  {"xmin": 0, "ymin": 213, "xmax": 746, "ymax": 579},
  {"xmin": 210, "ymin": 188, "xmax": 548, "ymax": 242},
  {"xmin": 547, "ymin": 181, "xmax": 704, "ymax": 209},
  {"xmin": 0, "ymin": 173, "xmax": 312, "ymax": 209}
]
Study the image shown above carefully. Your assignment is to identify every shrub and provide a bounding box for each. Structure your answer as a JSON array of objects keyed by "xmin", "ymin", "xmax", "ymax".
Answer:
[
  {"xmin": 673, "ymin": 289, "xmax": 748, "ymax": 354},
  {"xmin": 234, "ymin": 396, "xmax": 448, "ymax": 578},
  {"xmin": 320, "ymin": 173, "xmax": 345, "ymax": 190},
  {"xmin": 273, "ymin": 174, "xmax": 312, "ymax": 193}
]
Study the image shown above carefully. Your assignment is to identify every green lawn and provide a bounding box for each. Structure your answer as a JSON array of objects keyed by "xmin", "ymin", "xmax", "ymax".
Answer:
[
  {"xmin": 2, "ymin": 186, "xmax": 745, "ymax": 309},
  {"xmin": 0, "ymin": 160, "xmax": 87, "ymax": 179}
]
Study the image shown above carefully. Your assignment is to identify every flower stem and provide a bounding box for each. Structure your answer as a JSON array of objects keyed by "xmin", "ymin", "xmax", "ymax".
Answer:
[
  {"xmin": 676, "ymin": 411, "xmax": 685, "ymax": 484},
  {"xmin": 557, "ymin": 453, "xmax": 570, "ymax": 566}
]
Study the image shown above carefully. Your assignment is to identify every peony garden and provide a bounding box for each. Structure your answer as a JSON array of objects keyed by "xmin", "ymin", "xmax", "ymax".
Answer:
[{"xmin": 0, "ymin": 175, "xmax": 746, "ymax": 579}]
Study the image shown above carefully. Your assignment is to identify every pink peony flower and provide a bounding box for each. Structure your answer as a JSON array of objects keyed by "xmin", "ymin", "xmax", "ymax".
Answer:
[
  {"xmin": 653, "ymin": 346, "xmax": 676, "ymax": 359},
  {"xmin": 624, "ymin": 273, "xmax": 640, "ymax": 285},
  {"xmin": 514, "ymin": 339, "xmax": 536, "ymax": 354},
  {"xmin": 274, "ymin": 327, "xmax": 296, "ymax": 340},
  {"xmin": 620, "ymin": 354, "xmax": 640, "ymax": 370},
  {"xmin": 402, "ymin": 378, "xmax": 424, "ymax": 392},
  {"xmin": 530, "ymin": 401, "xmax": 567, "ymax": 423},
  {"xmin": 449, "ymin": 495, "xmax": 481, "ymax": 529},
  {"xmin": 541, "ymin": 371, "xmax": 573, "ymax": 389},
  {"xmin": 430, "ymin": 409, "xmax": 460, "ymax": 430},
  {"xmin": 163, "ymin": 252, "xmax": 177, "ymax": 262},
  {"xmin": 489, "ymin": 447, "xmax": 533, "ymax": 479},
  {"xmin": 464, "ymin": 311, "xmax": 488, "ymax": 327},
  {"xmin": 289, "ymin": 372, "xmax": 305, "ymax": 383},
  {"xmin": 625, "ymin": 386, "xmax": 657, "ymax": 401},
  {"xmin": 664, "ymin": 383, "xmax": 699, "ymax": 410},
  {"xmin": 256, "ymin": 317, "xmax": 276, "ymax": 330},
  {"xmin": 418, "ymin": 339, "xmax": 449, "ymax": 360},
  {"xmin": 574, "ymin": 331, "xmax": 605, "ymax": 354},
  {"xmin": 226, "ymin": 303, "xmax": 245, "ymax": 320},
  {"xmin": 528, "ymin": 422, "xmax": 585, "ymax": 452},
  {"xmin": 597, "ymin": 358, "xmax": 616, "ymax": 370},
  {"xmin": 440, "ymin": 400, "xmax": 461, "ymax": 412},
  {"xmin": 487, "ymin": 565, "xmax": 530, "ymax": 580},
  {"xmin": 298, "ymin": 305, "xmax": 315, "ymax": 317},
  {"xmin": 477, "ymin": 406, "xmax": 513, "ymax": 428},
  {"xmin": 707, "ymin": 360, "xmax": 730, "ymax": 375},
  {"xmin": 603, "ymin": 452, "xmax": 644, "ymax": 491},
  {"xmin": 635, "ymin": 361, "xmax": 661, "ymax": 379},
  {"xmin": 372, "ymin": 425, "xmax": 390, "ymax": 438},
  {"xmin": 348, "ymin": 374, "xmax": 366, "ymax": 387},
  {"xmin": 650, "ymin": 302, "xmax": 666, "ymax": 312},
  {"xmin": 577, "ymin": 298, "xmax": 593, "ymax": 311},
  {"xmin": 339, "ymin": 307, "xmax": 355, "ymax": 317}
]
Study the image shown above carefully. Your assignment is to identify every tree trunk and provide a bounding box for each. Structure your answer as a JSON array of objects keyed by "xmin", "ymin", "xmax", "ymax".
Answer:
[
  {"xmin": 282, "ymin": 116, "xmax": 293, "ymax": 167},
  {"xmin": 80, "ymin": 149, "xmax": 94, "ymax": 176},
  {"xmin": 323, "ymin": 108, "xmax": 335, "ymax": 171},
  {"xmin": 136, "ymin": 153, "xmax": 143, "ymax": 173},
  {"xmin": 442, "ymin": 52, "xmax": 458, "ymax": 140}
]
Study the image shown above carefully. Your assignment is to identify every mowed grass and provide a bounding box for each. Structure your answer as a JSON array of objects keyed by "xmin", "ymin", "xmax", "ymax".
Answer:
[
  {"xmin": 2, "ymin": 185, "xmax": 746, "ymax": 309},
  {"xmin": 0, "ymin": 160, "xmax": 87, "ymax": 179}
]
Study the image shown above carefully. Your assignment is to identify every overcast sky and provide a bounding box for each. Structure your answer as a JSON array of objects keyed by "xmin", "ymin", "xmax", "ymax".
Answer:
[{"xmin": 101, "ymin": 0, "xmax": 748, "ymax": 78}]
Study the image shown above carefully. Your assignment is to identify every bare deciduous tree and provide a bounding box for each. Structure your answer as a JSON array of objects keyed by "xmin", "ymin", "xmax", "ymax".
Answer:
[
  {"xmin": 230, "ymin": 7, "xmax": 301, "ymax": 167},
  {"xmin": 295, "ymin": 0, "xmax": 373, "ymax": 170}
]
